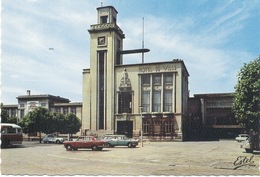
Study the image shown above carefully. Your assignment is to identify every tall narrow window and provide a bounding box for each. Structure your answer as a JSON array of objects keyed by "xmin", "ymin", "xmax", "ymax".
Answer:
[
  {"xmin": 118, "ymin": 92, "xmax": 132, "ymax": 113},
  {"xmin": 153, "ymin": 91, "xmax": 161, "ymax": 112},
  {"xmin": 164, "ymin": 90, "xmax": 172, "ymax": 112},
  {"xmin": 142, "ymin": 91, "xmax": 150, "ymax": 112},
  {"xmin": 98, "ymin": 51, "xmax": 105, "ymax": 129}
]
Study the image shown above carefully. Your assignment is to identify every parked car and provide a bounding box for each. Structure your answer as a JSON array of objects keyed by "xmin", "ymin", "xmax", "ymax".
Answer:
[
  {"xmin": 102, "ymin": 134, "xmax": 139, "ymax": 148},
  {"xmin": 43, "ymin": 134, "xmax": 64, "ymax": 144},
  {"xmin": 235, "ymin": 134, "xmax": 249, "ymax": 142},
  {"xmin": 63, "ymin": 136, "xmax": 108, "ymax": 151}
]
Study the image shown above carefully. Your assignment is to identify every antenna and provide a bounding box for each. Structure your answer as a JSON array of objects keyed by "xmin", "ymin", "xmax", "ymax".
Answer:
[{"xmin": 142, "ymin": 17, "xmax": 145, "ymax": 63}]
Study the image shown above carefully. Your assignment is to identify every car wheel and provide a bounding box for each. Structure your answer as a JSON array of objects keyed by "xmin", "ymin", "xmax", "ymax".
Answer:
[
  {"xmin": 98, "ymin": 147, "xmax": 103, "ymax": 151},
  {"xmin": 128, "ymin": 143, "xmax": 133, "ymax": 148},
  {"xmin": 66, "ymin": 145, "xmax": 73, "ymax": 151},
  {"xmin": 108, "ymin": 143, "xmax": 114, "ymax": 148},
  {"xmin": 245, "ymin": 149, "xmax": 253, "ymax": 153},
  {"xmin": 92, "ymin": 145, "xmax": 98, "ymax": 151},
  {"xmin": 43, "ymin": 141, "xmax": 47, "ymax": 144},
  {"xmin": 56, "ymin": 140, "xmax": 60, "ymax": 144},
  {"xmin": 73, "ymin": 148, "xmax": 78, "ymax": 151}
]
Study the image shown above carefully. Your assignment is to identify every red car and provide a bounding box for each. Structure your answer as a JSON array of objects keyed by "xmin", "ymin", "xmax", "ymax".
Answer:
[{"xmin": 64, "ymin": 136, "xmax": 108, "ymax": 151}]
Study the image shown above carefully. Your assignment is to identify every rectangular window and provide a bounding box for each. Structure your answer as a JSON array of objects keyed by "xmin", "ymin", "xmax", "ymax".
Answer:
[
  {"xmin": 142, "ymin": 74, "xmax": 150, "ymax": 85},
  {"xmin": 164, "ymin": 73, "xmax": 173, "ymax": 84},
  {"xmin": 142, "ymin": 91, "xmax": 150, "ymax": 112},
  {"xmin": 153, "ymin": 74, "xmax": 161, "ymax": 85},
  {"xmin": 11, "ymin": 109, "xmax": 16, "ymax": 117},
  {"xmin": 40, "ymin": 103, "xmax": 47, "ymax": 107},
  {"xmin": 165, "ymin": 121, "xmax": 174, "ymax": 133},
  {"xmin": 153, "ymin": 91, "xmax": 161, "ymax": 112},
  {"xmin": 20, "ymin": 109, "xmax": 25, "ymax": 118},
  {"xmin": 101, "ymin": 16, "xmax": 108, "ymax": 23},
  {"xmin": 143, "ymin": 121, "xmax": 149, "ymax": 134},
  {"xmin": 71, "ymin": 107, "xmax": 76, "ymax": 114},
  {"xmin": 63, "ymin": 107, "xmax": 68, "ymax": 115},
  {"xmin": 164, "ymin": 90, "xmax": 172, "ymax": 112},
  {"xmin": 118, "ymin": 92, "xmax": 132, "ymax": 113},
  {"xmin": 98, "ymin": 51, "xmax": 105, "ymax": 129}
]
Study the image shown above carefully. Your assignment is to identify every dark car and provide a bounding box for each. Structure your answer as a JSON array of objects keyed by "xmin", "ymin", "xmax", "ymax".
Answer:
[
  {"xmin": 63, "ymin": 136, "xmax": 108, "ymax": 151},
  {"xmin": 102, "ymin": 134, "xmax": 139, "ymax": 148}
]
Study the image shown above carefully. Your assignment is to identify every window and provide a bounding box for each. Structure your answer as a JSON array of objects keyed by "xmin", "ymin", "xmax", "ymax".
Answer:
[
  {"xmin": 20, "ymin": 109, "xmax": 25, "ymax": 118},
  {"xmin": 165, "ymin": 121, "xmax": 174, "ymax": 133},
  {"xmin": 143, "ymin": 121, "xmax": 149, "ymax": 133},
  {"xmin": 164, "ymin": 73, "xmax": 173, "ymax": 84},
  {"xmin": 142, "ymin": 91, "xmax": 150, "ymax": 112},
  {"xmin": 63, "ymin": 107, "xmax": 68, "ymax": 115},
  {"xmin": 71, "ymin": 107, "xmax": 76, "ymax": 114},
  {"xmin": 118, "ymin": 92, "xmax": 132, "ymax": 113},
  {"xmin": 153, "ymin": 91, "xmax": 161, "ymax": 112},
  {"xmin": 142, "ymin": 75, "xmax": 150, "ymax": 85},
  {"xmin": 7, "ymin": 127, "xmax": 16, "ymax": 134},
  {"xmin": 100, "ymin": 16, "xmax": 108, "ymax": 23},
  {"xmin": 153, "ymin": 74, "xmax": 161, "ymax": 85},
  {"xmin": 11, "ymin": 109, "xmax": 16, "ymax": 117},
  {"xmin": 40, "ymin": 103, "xmax": 47, "ymax": 107},
  {"xmin": 164, "ymin": 90, "xmax": 172, "ymax": 112}
]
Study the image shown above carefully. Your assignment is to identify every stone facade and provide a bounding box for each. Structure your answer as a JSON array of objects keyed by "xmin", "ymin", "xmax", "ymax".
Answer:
[{"xmin": 82, "ymin": 6, "xmax": 189, "ymax": 141}]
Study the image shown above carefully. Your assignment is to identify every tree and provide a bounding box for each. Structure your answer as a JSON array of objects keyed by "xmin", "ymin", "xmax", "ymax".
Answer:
[
  {"xmin": 233, "ymin": 56, "xmax": 260, "ymax": 132},
  {"xmin": 1, "ymin": 103, "xmax": 9, "ymax": 123},
  {"xmin": 19, "ymin": 107, "xmax": 51, "ymax": 143},
  {"xmin": 63, "ymin": 113, "xmax": 81, "ymax": 140}
]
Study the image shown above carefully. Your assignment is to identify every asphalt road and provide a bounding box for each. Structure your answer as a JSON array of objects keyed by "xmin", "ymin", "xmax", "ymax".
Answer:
[{"xmin": 1, "ymin": 140, "xmax": 259, "ymax": 175}]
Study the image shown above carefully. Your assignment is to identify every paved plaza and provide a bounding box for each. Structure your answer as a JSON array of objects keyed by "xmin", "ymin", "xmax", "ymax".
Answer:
[{"xmin": 1, "ymin": 140, "xmax": 259, "ymax": 175}]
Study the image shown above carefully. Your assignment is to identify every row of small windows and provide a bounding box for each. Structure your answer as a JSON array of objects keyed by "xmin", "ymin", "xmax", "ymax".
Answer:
[
  {"xmin": 142, "ymin": 73, "xmax": 174, "ymax": 113},
  {"xmin": 142, "ymin": 73, "xmax": 173, "ymax": 85},
  {"xmin": 118, "ymin": 73, "xmax": 174, "ymax": 114},
  {"xmin": 55, "ymin": 107, "xmax": 77, "ymax": 115}
]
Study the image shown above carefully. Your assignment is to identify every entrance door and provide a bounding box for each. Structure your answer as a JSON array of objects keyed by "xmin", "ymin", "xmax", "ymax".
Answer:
[{"xmin": 117, "ymin": 121, "xmax": 133, "ymax": 138}]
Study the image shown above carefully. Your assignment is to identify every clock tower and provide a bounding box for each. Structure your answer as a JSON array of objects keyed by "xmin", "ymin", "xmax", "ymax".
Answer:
[{"xmin": 83, "ymin": 6, "xmax": 125, "ymax": 133}]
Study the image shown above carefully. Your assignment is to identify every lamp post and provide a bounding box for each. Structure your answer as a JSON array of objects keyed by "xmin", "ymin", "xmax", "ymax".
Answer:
[{"xmin": 139, "ymin": 106, "xmax": 143, "ymax": 147}]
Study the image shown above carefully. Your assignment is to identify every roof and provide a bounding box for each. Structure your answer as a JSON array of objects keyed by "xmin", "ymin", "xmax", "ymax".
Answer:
[
  {"xmin": 1, "ymin": 123, "xmax": 21, "ymax": 128},
  {"xmin": 193, "ymin": 93, "xmax": 234, "ymax": 98},
  {"xmin": 53, "ymin": 102, "xmax": 82, "ymax": 107},
  {"xmin": 97, "ymin": 6, "xmax": 118, "ymax": 14},
  {"xmin": 17, "ymin": 94, "xmax": 70, "ymax": 102},
  {"xmin": 2, "ymin": 104, "xmax": 18, "ymax": 108},
  {"xmin": 115, "ymin": 59, "xmax": 190, "ymax": 76}
]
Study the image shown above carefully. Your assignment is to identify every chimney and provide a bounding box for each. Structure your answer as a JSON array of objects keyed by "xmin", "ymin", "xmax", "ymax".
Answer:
[{"xmin": 27, "ymin": 90, "xmax": 31, "ymax": 96}]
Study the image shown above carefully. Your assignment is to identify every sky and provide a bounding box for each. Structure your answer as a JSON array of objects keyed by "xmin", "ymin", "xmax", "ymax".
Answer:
[{"xmin": 1, "ymin": 0, "xmax": 260, "ymax": 104}]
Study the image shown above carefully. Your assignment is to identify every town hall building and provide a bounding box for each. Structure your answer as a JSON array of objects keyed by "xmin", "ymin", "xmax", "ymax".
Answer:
[{"xmin": 82, "ymin": 6, "xmax": 189, "ymax": 141}]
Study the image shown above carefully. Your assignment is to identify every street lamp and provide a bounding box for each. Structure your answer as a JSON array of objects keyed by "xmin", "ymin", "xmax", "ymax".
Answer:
[{"xmin": 139, "ymin": 106, "xmax": 143, "ymax": 147}]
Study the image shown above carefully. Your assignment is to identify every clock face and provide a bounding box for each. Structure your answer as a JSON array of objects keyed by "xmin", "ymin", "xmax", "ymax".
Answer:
[{"xmin": 98, "ymin": 36, "xmax": 106, "ymax": 45}]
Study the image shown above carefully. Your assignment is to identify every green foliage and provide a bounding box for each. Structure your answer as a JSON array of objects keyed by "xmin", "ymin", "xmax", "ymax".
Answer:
[
  {"xmin": 18, "ymin": 107, "xmax": 81, "ymax": 135},
  {"xmin": 1, "ymin": 103, "xmax": 18, "ymax": 124},
  {"xmin": 62, "ymin": 113, "xmax": 82, "ymax": 134},
  {"xmin": 233, "ymin": 56, "xmax": 260, "ymax": 131},
  {"xmin": 1, "ymin": 103, "xmax": 9, "ymax": 123}
]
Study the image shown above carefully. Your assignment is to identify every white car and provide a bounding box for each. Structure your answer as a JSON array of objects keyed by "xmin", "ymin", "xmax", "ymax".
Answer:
[
  {"xmin": 235, "ymin": 134, "xmax": 249, "ymax": 142},
  {"xmin": 43, "ymin": 134, "xmax": 64, "ymax": 144}
]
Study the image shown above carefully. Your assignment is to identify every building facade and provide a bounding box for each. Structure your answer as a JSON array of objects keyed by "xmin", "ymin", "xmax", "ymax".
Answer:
[
  {"xmin": 2, "ymin": 90, "xmax": 83, "ymax": 134},
  {"xmin": 82, "ymin": 6, "xmax": 189, "ymax": 141},
  {"xmin": 187, "ymin": 93, "xmax": 243, "ymax": 140}
]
